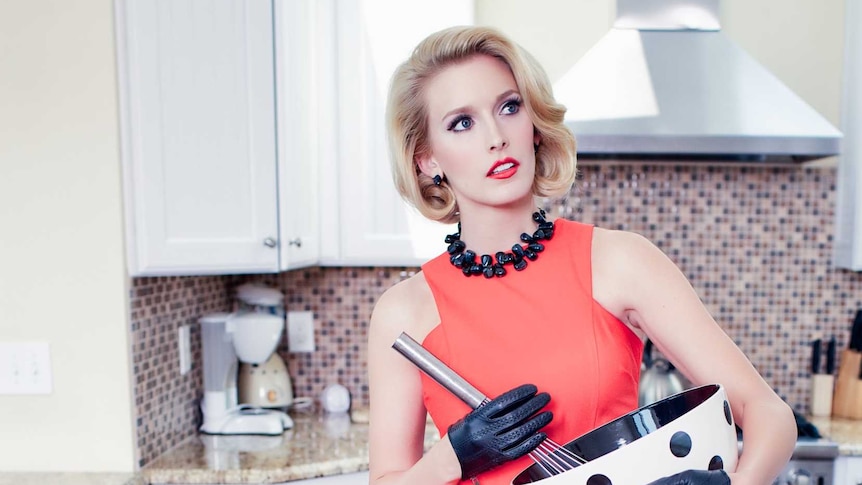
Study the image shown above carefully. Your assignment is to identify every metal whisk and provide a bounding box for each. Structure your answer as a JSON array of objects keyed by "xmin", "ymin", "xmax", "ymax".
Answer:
[{"xmin": 392, "ymin": 332, "xmax": 587, "ymax": 477}]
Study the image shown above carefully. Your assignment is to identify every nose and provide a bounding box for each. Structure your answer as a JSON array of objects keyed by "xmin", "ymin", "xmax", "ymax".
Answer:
[{"xmin": 487, "ymin": 120, "xmax": 508, "ymax": 151}]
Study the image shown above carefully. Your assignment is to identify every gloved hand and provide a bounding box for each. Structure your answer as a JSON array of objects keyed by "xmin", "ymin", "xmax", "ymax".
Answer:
[
  {"xmin": 646, "ymin": 470, "xmax": 731, "ymax": 485},
  {"xmin": 447, "ymin": 383, "xmax": 553, "ymax": 479}
]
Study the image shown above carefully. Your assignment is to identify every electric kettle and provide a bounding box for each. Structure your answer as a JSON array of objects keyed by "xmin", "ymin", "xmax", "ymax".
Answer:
[{"xmin": 639, "ymin": 339, "xmax": 688, "ymax": 406}]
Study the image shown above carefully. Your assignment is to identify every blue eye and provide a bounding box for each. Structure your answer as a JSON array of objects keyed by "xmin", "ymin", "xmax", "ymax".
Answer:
[
  {"xmin": 501, "ymin": 98, "xmax": 521, "ymax": 115},
  {"xmin": 449, "ymin": 116, "xmax": 473, "ymax": 132}
]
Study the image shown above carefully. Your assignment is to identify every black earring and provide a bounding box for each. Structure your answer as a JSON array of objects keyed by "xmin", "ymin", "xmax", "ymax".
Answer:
[{"xmin": 433, "ymin": 174, "xmax": 442, "ymax": 186}]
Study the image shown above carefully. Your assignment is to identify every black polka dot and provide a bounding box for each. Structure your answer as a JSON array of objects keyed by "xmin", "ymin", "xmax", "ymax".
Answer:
[
  {"xmin": 723, "ymin": 400, "xmax": 733, "ymax": 425},
  {"xmin": 709, "ymin": 455, "xmax": 724, "ymax": 470},
  {"xmin": 670, "ymin": 431, "xmax": 692, "ymax": 457},
  {"xmin": 587, "ymin": 474, "xmax": 612, "ymax": 485}
]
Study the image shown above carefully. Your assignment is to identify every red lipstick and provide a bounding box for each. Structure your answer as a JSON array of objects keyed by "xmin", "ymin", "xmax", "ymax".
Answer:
[{"xmin": 487, "ymin": 157, "xmax": 520, "ymax": 179}]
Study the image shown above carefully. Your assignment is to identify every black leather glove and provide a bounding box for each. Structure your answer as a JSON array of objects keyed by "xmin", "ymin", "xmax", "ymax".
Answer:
[
  {"xmin": 447, "ymin": 383, "xmax": 553, "ymax": 479},
  {"xmin": 647, "ymin": 470, "xmax": 731, "ymax": 485}
]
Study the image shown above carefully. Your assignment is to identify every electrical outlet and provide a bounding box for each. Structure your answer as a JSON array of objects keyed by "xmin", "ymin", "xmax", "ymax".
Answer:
[
  {"xmin": 0, "ymin": 342, "xmax": 53, "ymax": 395},
  {"xmin": 178, "ymin": 325, "xmax": 191, "ymax": 375},
  {"xmin": 287, "ymin": 311, "xmax": 315, "ymax": 353}
]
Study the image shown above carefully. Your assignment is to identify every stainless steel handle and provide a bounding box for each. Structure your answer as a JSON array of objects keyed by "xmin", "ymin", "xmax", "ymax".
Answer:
[
  {"xmin": 263, "ymin": 237, "xmax": 278, "ymax": 248},
  {"xmin": 392, "ymin": 332, "xmax": 487, "ymax": 409},
  {"xmin": 287, "ymin": 238, "xmax": 302, "ymax": 248}
]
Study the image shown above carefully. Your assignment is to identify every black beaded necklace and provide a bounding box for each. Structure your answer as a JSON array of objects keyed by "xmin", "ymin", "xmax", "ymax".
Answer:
[{"xmin": 445, "ymin": 209, "xmax": 555, "ymax": 278}]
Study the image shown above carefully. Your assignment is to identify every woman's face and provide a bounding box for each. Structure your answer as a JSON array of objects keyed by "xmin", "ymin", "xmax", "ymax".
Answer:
[{"xmin": 418, "ymin": 54, "xmax": 539, "ymax": 212}]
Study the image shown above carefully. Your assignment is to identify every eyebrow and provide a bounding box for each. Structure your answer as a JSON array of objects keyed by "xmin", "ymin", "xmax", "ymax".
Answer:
[{"xmin": 440, "ymin": 89, "xmax": 521, "ymax": 122}]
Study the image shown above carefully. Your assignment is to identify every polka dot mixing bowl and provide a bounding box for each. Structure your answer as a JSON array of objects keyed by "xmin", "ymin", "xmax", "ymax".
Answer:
[{"xmin": 512, "ymin": 384, "xmax": 738, "ymax": 485}]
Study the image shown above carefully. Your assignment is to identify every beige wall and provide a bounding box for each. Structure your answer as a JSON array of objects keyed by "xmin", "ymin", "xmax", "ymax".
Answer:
[
  {"xmin": 0, "ymin": 0, "xmax": 135, "ymax": 472},
  {"xmin": 476, "ymin": 0, "xmax": 845, "ymax": 126}
]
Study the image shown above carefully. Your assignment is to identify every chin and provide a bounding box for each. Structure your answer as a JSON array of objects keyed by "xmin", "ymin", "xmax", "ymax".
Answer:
[{"xmin": 483, "ymin": 186, "xmax": 535, "ymax": 208}]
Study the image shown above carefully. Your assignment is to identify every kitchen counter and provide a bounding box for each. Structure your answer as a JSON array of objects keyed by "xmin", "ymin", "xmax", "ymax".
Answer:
[
  {"xmin": 142, "ymin": 409, "xmax": 439, "ymax": 484},
  {"xmin": 0, "ymin": 473, "xmax": 144, "ymax": 485},
  {"xmin": 11, "ymin": 413, "xmax": 862, "ymax": 484},
  {"xmin": 810, "ymin": 416, "xmax": 862, "ymax": 455},
  {"xmin": 0, "ymin": 408, "xmax": 437, "ymax": 485}
]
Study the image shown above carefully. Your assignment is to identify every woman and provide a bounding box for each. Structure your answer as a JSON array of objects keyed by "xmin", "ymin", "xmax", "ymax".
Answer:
[{"xmin": 368, "ymin": 25, "xmax": 795, "ymax": 485}]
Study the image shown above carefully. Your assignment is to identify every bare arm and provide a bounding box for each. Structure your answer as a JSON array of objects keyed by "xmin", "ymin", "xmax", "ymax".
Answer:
[
  {"xmin": 367, "ymin": 277, "xmax": 462, "ymax": 485},
  {"xmin": 592, "ymin": 229, "xmax": 795, "ymax": 485}
]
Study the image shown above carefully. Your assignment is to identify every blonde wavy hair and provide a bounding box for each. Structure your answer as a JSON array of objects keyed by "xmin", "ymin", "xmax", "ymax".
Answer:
[{"xmin": 386, "ymin": 25, "xmax": 577, "ymax": 224}]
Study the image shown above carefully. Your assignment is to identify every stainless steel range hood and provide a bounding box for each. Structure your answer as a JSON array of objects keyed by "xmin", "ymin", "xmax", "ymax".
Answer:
[{"xmin": 554, "ymin": 0, "xmax": 842, "ymax": 162}]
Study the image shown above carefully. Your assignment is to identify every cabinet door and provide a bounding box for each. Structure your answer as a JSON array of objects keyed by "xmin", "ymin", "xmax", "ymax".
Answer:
[
  {"xmin": 322, "ymin": 1, "xmax": 470, "ymax": 266},
  {"xmin": 834, "ymin": 0, "xmax": 862, "ymax": 271},
  {"xmin": 274, "ymin": 0, "xmax": 330, "ymax": 270},
  {"xmin": 118, "ymin": 0, "xmax": 279, "ymax": 276}
]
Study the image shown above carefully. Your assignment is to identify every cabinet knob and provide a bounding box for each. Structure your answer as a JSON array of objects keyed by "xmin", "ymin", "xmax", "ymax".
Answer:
[
  {"xmin": 263, "ymin": 237, "xmax": 278, "ymax": 248},
  {"xmin": 288, "ymin": 238, "xmax": 302, "ymax": 248}
]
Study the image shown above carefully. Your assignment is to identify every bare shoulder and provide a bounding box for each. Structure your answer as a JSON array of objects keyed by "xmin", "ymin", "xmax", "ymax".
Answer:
[
  {"xmin": 369, "ymin": 271, "xmax": 439, "ymax": 346},
  {"xmin": 591, "ymin": 227, "xmax": 661, "ymax": 272},
  {"xmin": 591, "ymin": 227, "xmax": 684, "ymax": 320},
  {"xmin": 593, "ymin": 227, "xmax": 655, "ymax": 251}
]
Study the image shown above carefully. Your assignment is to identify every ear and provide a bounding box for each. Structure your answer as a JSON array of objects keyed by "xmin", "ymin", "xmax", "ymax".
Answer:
[
  {"xmin": 533, "ymin": 131, "xmax": 542, "ymax": 147},
  {"xmin": 415, "ymin": 153, "xmax": 440, "ymax": 179}
]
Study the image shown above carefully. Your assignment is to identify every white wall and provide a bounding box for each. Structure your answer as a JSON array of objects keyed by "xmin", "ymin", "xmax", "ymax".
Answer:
[
  {"xmin": 476, "ymin": 0, "xmax": 844, "ymax": 126},
  {"xmin": 0, "ymin": 0, "xmax": 135, "ymax": 472}
]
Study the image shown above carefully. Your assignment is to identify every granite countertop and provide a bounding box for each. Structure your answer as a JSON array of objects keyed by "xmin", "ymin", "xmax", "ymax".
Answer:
[
  {"xmin": 140, "ymin": 410, "xmax": 862, "ymax": 485},
  {"xmin": 15, "ymin": 412, "xmax": 862, "ymax": 485},
  {"xmin": 0, "ymin": 408, "xmax": 435, "ymax": 485},
  {"xmin": 142, "ymin": 408, "xmax": 439, "ymax": 484},
  {"xmin": 0, "ymin": 473, "xmax": 144, "ymax": 485},
  {"xmin": 809, "ymin": 415, "xmax": 862, "ymax": 455}
]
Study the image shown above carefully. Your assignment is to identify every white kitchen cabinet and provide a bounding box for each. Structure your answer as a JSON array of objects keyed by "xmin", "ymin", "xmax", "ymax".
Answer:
[
  {"xmin": 834, "ymin": 0, "xmax": 862, "ymax": 271},
  {"xmin": 273, "ymin": 0, "xmax": 330, "ymax": 270},
  {"xmin": 117, "ymin": 0, "xmax": 322, "ymax": 276},
  {"xmin": 118, "ymin": 0, "xmax": 481, "ymax": 273},
  {"xmin": 319, "ymin": 1, "xmax": 470, "ymax": 266}
]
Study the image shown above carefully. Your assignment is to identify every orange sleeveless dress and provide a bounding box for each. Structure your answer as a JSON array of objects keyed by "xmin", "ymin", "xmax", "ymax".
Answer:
[{"xmin": 420, "ymin": 219, "xmax": 643, "ymax": 485}]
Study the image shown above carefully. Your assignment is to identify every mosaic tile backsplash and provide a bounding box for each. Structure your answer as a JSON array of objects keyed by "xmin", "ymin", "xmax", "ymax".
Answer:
[
  {"xmin": 130, "ymin": 163, "xmax": 862, "ymax": 466},
  {"xmin": 129, "ymin": 275, "xmax": 233, "ymax": 467}
]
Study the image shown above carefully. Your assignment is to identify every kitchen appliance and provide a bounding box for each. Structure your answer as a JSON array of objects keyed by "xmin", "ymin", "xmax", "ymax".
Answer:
[
  {"xmin": 238, "ymin": 353, "xmax": 294, "ymax": 408},
  {"xmin": 639, "ymin": 338, "xmax": 690, "ymax": 406},
  {"xmin": 234, "ymin": 283, "xmax": 295, "ymax": 409},
  {"xmin": 554, "ymin": 0, "xmax": 842, "ymax": 162},
  {"xmin": 235, "ymin": 283, "xmax": 285, "ymax": 316},
  {"xmin": 774, "ymin": 438, "xmax": 839, "ymax": 485},
  {"xmin": 199, "ymin": 311, "xmax": 293, "ymax": 435},
  {"xmin": 392, "ymin": 333, "xmax": 738, "ymax": 485}
]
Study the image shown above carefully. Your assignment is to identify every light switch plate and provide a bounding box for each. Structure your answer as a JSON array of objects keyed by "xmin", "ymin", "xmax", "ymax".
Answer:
[
  {"xmin": 0, "ymin": 342, "xmax": 53, "ymax": 395},
  {"xmin": 287, "ymin": 311, "xmax": 315, "ymax": 353}
]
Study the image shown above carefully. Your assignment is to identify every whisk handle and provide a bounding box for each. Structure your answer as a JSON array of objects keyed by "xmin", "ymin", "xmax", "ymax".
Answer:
[{"xmin": 393, "ymin": 332, "xmax": 488, "ymax": 409}]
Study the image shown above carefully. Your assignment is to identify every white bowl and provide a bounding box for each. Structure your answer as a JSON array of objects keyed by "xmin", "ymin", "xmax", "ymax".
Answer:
[{"xmin": 512, "ymin": 384, "xmax": 738, "ymax": 485}]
